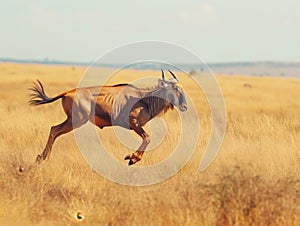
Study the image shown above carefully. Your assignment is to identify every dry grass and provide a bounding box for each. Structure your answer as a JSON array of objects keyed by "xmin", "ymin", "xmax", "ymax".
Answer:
[{"xmin": 0, "ymin": 62, "xmax": 300, "ymax": 225}]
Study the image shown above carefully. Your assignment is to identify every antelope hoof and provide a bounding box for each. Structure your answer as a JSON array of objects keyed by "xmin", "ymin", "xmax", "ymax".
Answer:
[
  {"xmin": 35, "ymin": 154, "xmax": 42, "ymax": 164},
  {"xmin": 128, "ymin": 159, "xmax": 134, "ymax": 165},
  {"xmin": 124, "ymin": 154, "xmax": 131, "ymax": 160}
]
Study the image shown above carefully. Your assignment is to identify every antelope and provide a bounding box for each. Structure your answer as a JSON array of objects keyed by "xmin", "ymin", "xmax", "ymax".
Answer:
[{"xmin": 29, "ymin": 70, "xmax": 187, "ymax": 165}]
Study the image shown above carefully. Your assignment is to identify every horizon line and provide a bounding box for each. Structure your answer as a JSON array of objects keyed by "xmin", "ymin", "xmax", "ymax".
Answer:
[{"xmin": 1, "ymin": 57, "xmax": 300, "ymax": 68}]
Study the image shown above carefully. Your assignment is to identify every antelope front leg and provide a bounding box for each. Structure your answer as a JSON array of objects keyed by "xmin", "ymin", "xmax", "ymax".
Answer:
[{"xmin": 124, "ymin": 127, "xmax": 150, "ymax": 165}]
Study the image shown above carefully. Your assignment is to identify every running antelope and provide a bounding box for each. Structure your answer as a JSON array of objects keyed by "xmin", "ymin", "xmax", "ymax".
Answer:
[{"xmin": 29, "ymin": 70, "xmax": 187, "ymax": 165}]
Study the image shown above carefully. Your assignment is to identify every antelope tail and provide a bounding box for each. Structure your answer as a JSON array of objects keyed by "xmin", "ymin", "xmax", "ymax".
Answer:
[{"xmin": 28, "ymin": 80, "xmax": 66, "ymax": 106}]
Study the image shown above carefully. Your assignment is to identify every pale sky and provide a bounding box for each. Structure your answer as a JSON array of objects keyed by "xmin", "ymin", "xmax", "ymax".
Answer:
[{"xmin": 0, "ymin": 0, "xmax": 299, "ymax": 63}]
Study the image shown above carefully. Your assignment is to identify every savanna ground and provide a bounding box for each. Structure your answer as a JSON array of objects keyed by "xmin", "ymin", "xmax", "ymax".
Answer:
[{"xmin": 0, "ymin": 62, "xmax": 300, "ymax": 225}]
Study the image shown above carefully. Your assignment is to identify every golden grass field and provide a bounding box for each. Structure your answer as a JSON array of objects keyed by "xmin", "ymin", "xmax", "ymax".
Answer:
[{"xmin": 0, "ymin": 62, "xmax": 300, "ymax": 225}]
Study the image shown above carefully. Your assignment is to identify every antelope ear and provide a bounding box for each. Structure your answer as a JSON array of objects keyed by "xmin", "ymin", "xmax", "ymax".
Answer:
[{"xmin": 158, "ymin": 79, "xmax": 168, "ymax": 88}]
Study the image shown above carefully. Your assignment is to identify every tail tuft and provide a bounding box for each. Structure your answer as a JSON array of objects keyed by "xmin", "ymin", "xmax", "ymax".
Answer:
[{"xmin": 28, "ymin": 80, "xmax": 63, "ymax": 106}]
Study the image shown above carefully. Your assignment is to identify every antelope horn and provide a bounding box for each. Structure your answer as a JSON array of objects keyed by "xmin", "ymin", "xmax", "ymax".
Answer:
[
  {"xmin": 168, "ymin": 70, "xmax": 179, "ymax": 81},
  {"xmin": 161, "ymin": 69, "xmax": 165, "ymax": 81}
]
